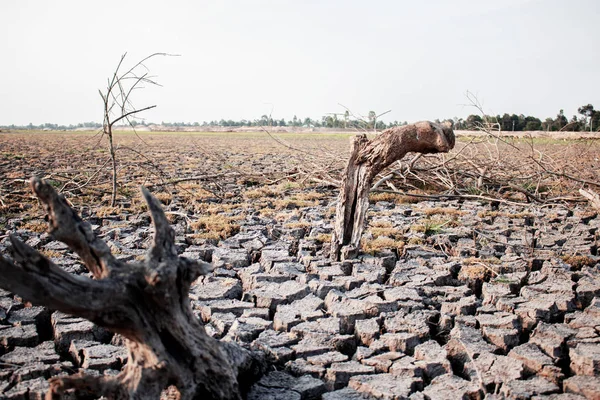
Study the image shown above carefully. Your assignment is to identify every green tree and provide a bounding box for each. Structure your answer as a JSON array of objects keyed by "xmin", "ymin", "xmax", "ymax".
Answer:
[
  {"xmin": 541, "ymin": 118, "xmax": 555, "ymax": 131},
  {"xmin": 554, "ymin": 109, "xmax": 568, "ymax": 131},
  {"xmin": 577, "ymin": 104, "xmax": 597, "ymax": 132},
  {"xmin": 568, "ymin": 115, "xmax": 583, "ymax": 131},
  {"xmin": 500, "ymin": 113, "xmax": 513, "ymax": 131},
  {"xmin": 465, "ymin": 114, "xmax": 483, "ymax": 130},
  {"xmin": 523, "ymin": 117, "xmax": 542, "ymax": 131},
  {"xmin": 512, "ymin": 114, "xmax": 525, "ymax": 131}
]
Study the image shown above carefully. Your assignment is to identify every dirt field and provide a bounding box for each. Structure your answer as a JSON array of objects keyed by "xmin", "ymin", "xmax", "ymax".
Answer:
[
  {"xmin": 1, "ymin": 130, "xmax": 598, "ymax": 208},
  {"xmin": 0, "ymin": 130, "xmax": 599, "ymax": 398}
]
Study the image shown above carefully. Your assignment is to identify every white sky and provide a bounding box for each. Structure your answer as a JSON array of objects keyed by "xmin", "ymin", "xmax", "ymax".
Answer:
[{"xmin": 1, "ymin": 0, "xmax": 598, "ymax": 125}]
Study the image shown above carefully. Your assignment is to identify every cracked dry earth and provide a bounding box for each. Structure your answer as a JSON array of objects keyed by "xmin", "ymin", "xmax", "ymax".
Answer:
[
  {"xmin": 1, "ymin": 196, "xmax": 599, "ymax": 400},
  {"xmin": 1, "ymin": 193, "xmax": 600, "ymax": 398}
]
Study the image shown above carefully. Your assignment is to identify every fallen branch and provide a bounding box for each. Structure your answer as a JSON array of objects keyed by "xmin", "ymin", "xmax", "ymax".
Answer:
[{"xmin": 580, "ymin": 188, "xmax": 600, "ymax": 211}]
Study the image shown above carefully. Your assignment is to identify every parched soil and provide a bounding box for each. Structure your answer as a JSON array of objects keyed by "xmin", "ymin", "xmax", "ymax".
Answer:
[{"xmin": 0, "ymin": 131, "xmax": 599, "ymax": 399}]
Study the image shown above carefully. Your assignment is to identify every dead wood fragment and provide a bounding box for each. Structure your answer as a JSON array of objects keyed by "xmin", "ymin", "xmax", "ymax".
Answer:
[
  {"xmin": 331, "ymin": 121, "xmax": 455, "ymax": 261},
  {"xmin": 580, "ymin": 188, "xmax": 600, "ymax": 211},
  {"xmin": 0, "ymin": 177, "xmax": 264, "ymax": 400}
]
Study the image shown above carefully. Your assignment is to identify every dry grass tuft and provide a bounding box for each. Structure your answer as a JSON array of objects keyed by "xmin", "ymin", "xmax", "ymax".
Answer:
[
  {"xmin": 370, "ymin": 227, "xmax": 404, "ymax": 240},
  {"xmin": 369, "ymin": 192, "xmax": 421, "ymax": 204},
  {"xmin": 277, "ymin": 181, "xmax": 302, "ymax": 191},
  {"xmin": 562, "ymin": 255, "xmax": 598, "ymax": 269},
  {"xmin": 244, "ymin": 187, "xmax": 280, "ymax": 199},
  {"xmin": 284, "ymin": 221, "xmax": 311, "ymax": 230},
  {"xmin": 460, "ymin": 257, "xmax": 502, "ymax": 280},
  {"xmin": 154, "ymin": 192, "xmax": 173, "ymax": 205},
  {"xmin": 410, "ymin": 218, "xmax": 455, "ymax": 236},
  {"xmin": 363, "ymin": 218, "xmax": 405, "ymax": 254},
  {"xmin": 187, "ymin": 231, "xmax": 223, "ymax": 241},
  {"xmin": 462, "ymin": 257, "xmax": 502, "ymax": 266},
  {"xmin": 40, "ymin": 249, "xmax": 62, "ymax": 259},
  {"xmin": 273, "ymin": 209, "xmax": 301, "ymax": 222},
  {"xmin": 407, "ymin": 237, "xmax": 425, "ymax": 245},
  {"xmin": 421, "ymin": 207, "xmax": 465, "ymax": 217},
  {"xmin": 367, "ymin": 219, "xmax": 404, "ymax": 239},
  {"xmin": 293, "ymin": 191, "xmax": 324, "ymax": 201},
  {"xmin": 370, "ymin": 220, "xmax": 393, "ymax": 228},
  {"xmin": 95, "ymin": 206, "xmax": 122, "ymax": 218},
  {"xmin": 190, "ymin": 214, "xmax": 243, "ymax": 240},
  {"xmin": 259, "ymin": 208, "xmax": 276, "ymax": 217},
  {"xmin": 273, "ymin": 198, "xmax": 318, "ymax": 210},
  {"xmin": 21, "ymin": 220, "xmax": 47, "ymax": 233},
  {"xmin": 477, "ymin": 210, "xmax": 534, "ymax": 219},
  {"xmin": 458, "ymin": 264, "xmax": 491, "ymax": 281},
  {"xmin": 177, "ymin": 183, "xmax": 216, "ymax": 201},
  {"xmin": 361, "ymin": 236, "xmax": 405, "ymax": 255},
  {"xmin": 309, "ymin": 233, "xmax": 332, "ymax": 244}
]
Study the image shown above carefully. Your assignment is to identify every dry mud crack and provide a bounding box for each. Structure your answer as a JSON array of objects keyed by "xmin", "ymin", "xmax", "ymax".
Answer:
[{"xmin": 1, "ymin": 193, "xmax": 599, "ymax": 399}]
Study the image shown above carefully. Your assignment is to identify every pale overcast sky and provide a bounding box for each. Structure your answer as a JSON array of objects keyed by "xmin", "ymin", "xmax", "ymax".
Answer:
[{"xmin": 1, "ymin": 0, "xmax": 598, "ymax": 125}]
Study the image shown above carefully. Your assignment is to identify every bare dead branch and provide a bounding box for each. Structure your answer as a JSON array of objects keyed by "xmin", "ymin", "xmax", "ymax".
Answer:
[{"xmin": 109, "ymin": 105, "xmax": 157, "ymax": 128}]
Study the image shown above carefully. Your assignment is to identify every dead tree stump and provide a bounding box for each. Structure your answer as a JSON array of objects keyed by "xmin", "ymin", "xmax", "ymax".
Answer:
[
  {"xmin": 331, "ymin": 121, "xmax": 455, "ymax": 261},
  {"xmin": 0, "ymin": 178, "xmax": 264, "ymax": 399}
]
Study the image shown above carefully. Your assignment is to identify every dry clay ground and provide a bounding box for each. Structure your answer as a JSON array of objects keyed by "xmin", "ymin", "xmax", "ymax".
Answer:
[{"xmin": 0, "ymin": 130, "xmax": 599, "ymax": 399}]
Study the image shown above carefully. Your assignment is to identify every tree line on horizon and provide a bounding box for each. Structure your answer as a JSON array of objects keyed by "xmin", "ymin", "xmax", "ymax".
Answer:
[
  {"xmin": 456, "ymin": 104, "xmax": 600, "ymax": 132},
  {"xmin": 2, "ymin": 104, "xmax": 599, "ymax": 133}
]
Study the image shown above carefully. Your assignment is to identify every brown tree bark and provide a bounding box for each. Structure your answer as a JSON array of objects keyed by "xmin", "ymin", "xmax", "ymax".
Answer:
[
  {"xmin": 331, "ymin": 121, "xmax": 455, "ymax": 261},
  {"xmin": 0, "ymin": 178, "xmax": 264, "ymax": 399}
]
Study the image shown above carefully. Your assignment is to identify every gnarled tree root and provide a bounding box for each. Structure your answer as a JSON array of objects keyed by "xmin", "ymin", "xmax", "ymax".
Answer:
[{"xmin": 0, "ymin": 178, "xmax": 264, "ymax": 400}]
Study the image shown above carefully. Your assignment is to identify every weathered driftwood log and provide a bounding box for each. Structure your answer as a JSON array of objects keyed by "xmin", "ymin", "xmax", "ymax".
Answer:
[
  {"xmin": 0, "ymin": 178, "xmax": 264, "ymax": 399},
  {"xmin": 331, "ymin": 121, "xmax": 455, "ymax": 261}
]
